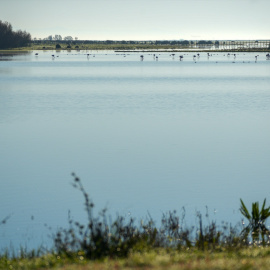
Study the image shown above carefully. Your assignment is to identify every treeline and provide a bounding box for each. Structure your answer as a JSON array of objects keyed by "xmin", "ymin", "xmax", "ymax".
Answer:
[
  {"xmin": 33, "ymin": 39, "xmax": 189, "ymax": 45},
  {"xmin": 36, "ymin": 39, "xmax": 197, "ymax": 45},
  {"xmin": 0, "ymin": 20, "xmax": 31, "ymax": 49},
  {"xmin": 93, "ymin": 40, "xmax": 194, "ymax": 45},
  {"xmin": 33, "ymin": 39, "xmax": 220, "ymax": 49}
]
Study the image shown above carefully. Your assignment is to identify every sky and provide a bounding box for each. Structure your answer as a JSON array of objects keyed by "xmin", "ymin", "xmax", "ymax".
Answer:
[{"xmin": 1, "ymin": 0, "xmax": 269, "ymax": 41}]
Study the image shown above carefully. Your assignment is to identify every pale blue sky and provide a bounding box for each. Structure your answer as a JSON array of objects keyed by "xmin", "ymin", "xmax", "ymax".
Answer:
[{"xmin": 1, "ymin": 0, "xmax": 269, "ymax": 40}]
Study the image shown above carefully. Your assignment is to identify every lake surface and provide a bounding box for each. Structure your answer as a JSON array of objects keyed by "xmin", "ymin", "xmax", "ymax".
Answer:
[{"xmin": 0, "ymin": 50, "xmax": 270, "ymax": 252}]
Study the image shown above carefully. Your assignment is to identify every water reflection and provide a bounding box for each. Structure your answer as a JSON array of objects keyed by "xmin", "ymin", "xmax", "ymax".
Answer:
[{"xmin": 0, "ymin": 51, "xmax": 32, "ymax": 61}]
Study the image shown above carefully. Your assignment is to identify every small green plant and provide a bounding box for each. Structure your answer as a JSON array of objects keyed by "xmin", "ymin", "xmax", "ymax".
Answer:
[{"xmin": 240, "ymin": 198, "xmax": 270, "ymax": 244}]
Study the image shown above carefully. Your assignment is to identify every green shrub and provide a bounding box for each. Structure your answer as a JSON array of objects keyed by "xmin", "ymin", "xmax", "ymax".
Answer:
[{"xmin": 240, "ymin": 199, "xmax": 270, "ymax": 244}]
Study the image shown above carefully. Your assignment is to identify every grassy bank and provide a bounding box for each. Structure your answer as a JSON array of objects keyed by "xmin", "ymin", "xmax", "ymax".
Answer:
[{"xmin": 3, "ymin": 248, "xmax": 270, "ymax": 270}]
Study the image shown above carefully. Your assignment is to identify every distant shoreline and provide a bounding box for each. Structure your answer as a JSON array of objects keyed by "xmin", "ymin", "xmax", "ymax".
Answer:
[
  {"xmin": 0, "ymin": 40, "xmax": 269, "ymax": 53},
  {"xmin": 0, "ymin": 48, "xmax": 269, "ymax": 53}
]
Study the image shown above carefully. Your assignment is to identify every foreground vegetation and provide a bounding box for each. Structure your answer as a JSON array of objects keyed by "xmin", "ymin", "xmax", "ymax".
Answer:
[{"xmin": 1, "ymin": 174, "xmax": 270, "ymax": 269}]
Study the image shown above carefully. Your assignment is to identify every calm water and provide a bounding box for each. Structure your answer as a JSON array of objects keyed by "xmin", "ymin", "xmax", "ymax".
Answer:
[{"xmin": 0, "ymin": 50, "xmax": 270, "ymax": 251}]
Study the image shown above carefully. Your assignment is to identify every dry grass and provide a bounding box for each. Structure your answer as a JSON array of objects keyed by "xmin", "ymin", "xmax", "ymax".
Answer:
[
  {"xmin": 3, "ymin": 248, "xmax": 270, "ymax": 270},
  {"xmin": 44, "ymin": 248, "xmax": 270, "ymax": 270}
]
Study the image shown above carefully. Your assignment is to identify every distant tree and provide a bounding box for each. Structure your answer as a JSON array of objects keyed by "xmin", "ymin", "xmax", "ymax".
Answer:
[
  {"xmin": 56, "ymin": 44, "xmax": 61, "ymax": 49},
  {"xmin": 197, "ymin": 40, "xmax": 213, "ymax": 47},
  {"xmin": 198, "ymin": 40, "xmax": 207, "ymax": 44},
  {"xmin": 0, "ymin": 20, "xmax": 31, "ymax": 49},
  {"xmin": 55, "ymin": 34, "xmax": 62, "ymax": 41},
  {"xmin": 64, "ymin": 36, "xmax": 73, "ymax": 41},
  {"xmin": 181, "ymin": 40, "xmax": 190, "ymax": 45}
]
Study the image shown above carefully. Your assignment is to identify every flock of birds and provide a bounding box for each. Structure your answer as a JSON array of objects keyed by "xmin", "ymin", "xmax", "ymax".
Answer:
[
  {"xmin": 139, "ymin": 52, "xmax": 270, "ymax": 63},
  {"xmin": 34, "ymin": 52, "xmax": 270, "ymax": 63}
]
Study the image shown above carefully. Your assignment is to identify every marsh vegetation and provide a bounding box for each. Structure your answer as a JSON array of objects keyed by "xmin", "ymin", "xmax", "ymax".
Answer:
[{"xmin": 1, "ymin": 174, "xmax": 270, "ymax": 269}]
